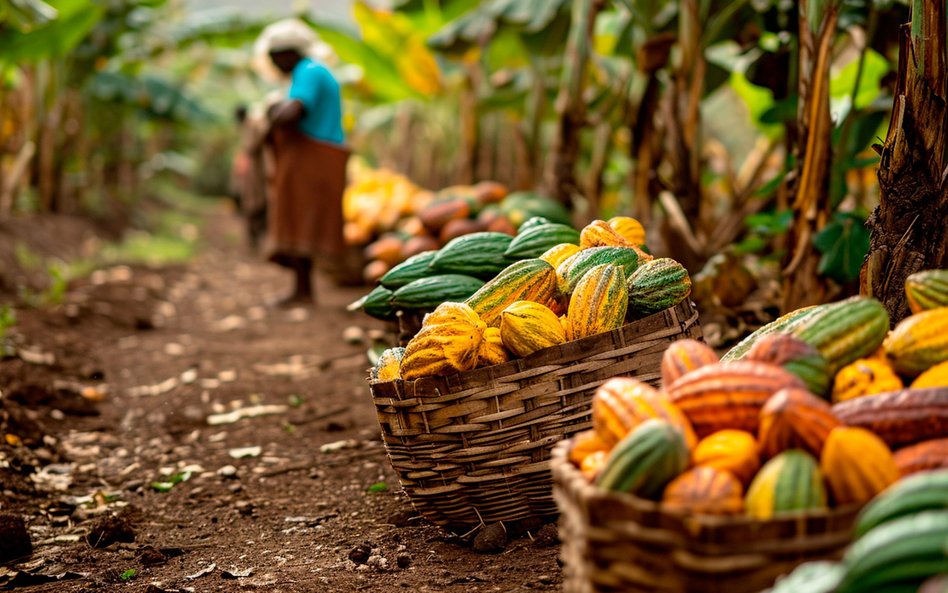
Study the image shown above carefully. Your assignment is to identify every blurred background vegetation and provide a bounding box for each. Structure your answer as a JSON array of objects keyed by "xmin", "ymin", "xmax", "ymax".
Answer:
[{"xmin": 0, "ymin": 0, "xmax": 924, "ymax": 329}]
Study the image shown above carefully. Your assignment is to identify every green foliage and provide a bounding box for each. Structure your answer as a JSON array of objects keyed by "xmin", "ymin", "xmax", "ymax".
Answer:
[
  {"xmin": 0, "ymin": 305, "xmax": 16, "ymax": 357},
  {"xmin": 119, "ymin": 569, "xmax": 137, "ymax": 581},
  {"xmin": 0, "ymin": 0, "xmax": 57, "ymax": 32},
  {"xmin": 43, "ymin": 263, "xmax": 68, "ymax": 306},
  {"xmin": 830, "ymin": 49, "xmax": 890, "ymax": 112},
  {"xmin": 86, "ymin": 72, "xmax": 213, "ymax": 123},
  {"xmin": 736, "ymin": 210, "xmax": 793, "ymax": 258},
  {"xmin": 428, "ymin": 0, "xmax": 571, "ymax": 55},
  {"xmin": 306, "ymin": 17, "xmax": 421, "ymax": 103},
  {"xmin": 813, "ymin": 212, "xmax": 871, "ymax": 283},
  {"xmin": 150, "ymin": 470, "xmax": 193, "ymax": 492},
  {"xmin": 367, "ymin": 482, "xmax": 389, "ymax": 493},
  {"xmin": 0, "ymin": 0, "xmax": 105, "ymax": 67}
]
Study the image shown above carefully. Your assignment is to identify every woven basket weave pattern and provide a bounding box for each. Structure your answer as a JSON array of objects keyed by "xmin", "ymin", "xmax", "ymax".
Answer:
[
  {"xmin": 552, "ymin": 441, "xmax": 859, "ymax": 593},
  {"xmin": 371, "ymin": 300, "xmax": 701, "ymax": 532}
]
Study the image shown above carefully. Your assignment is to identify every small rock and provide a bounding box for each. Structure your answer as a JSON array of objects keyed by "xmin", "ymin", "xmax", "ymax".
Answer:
[
  {"xmin": 532, "ymin": 523, "xmax": 559, "ymax": 548},
  {"xmin": 136, "ymin": 545, "xmax": 167, "ymax": 566},
  {"xmin": 367, "ymin": 555, "xmax": 388, "ymax": 570},
  {"xmin": 396, "ymin": 553, "xmax": 412, "ymax": 569},
  {"xmin": 86, "ymin": 514, "xmax": 135, "ymax": 548},
  {"xmin": 228, "ymin": 483, "xmax": 243, "ymax": 494},
  {"xmin": 228, "ymin": 446, "xmax": 261, "ymax": 459},
  {"xmin": 0, "ymin": 513, "xmax": 32, "ymax": 562},
  {"xmin": 537, "ymin": 575, "xmax": 554, "ymax": 585},
  {"xmin": 342, "ymin": 326, "xmax": 365, "ymax": 345},
  {"xmin": 221, "ymin": 567, "xmax": 254, "ymax": 579},
  {"xmin": 348, "ymin": 543, "xmax": 372, "ymax": 564},
  {"xmin": 217, "ymin": 465, "xmax": 238, "ymax": 478},
  {"xmin": 472, "ymin": 522, "xmax": 507, "ymax": 554},
  {"xmin": 235, "ymin": 501, "xmax": 254, "ymax": 516}
]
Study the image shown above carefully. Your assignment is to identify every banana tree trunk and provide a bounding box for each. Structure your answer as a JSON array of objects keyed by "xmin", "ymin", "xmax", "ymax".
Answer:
[
  {"xmin": 547, "ymin": 0, "xmax": 603, "ymax": 206},
  {"xmin": 781, "ymin": 0, "xmax": 839, "ymax": 311},
  {"xmin": 458, "ymin": 63, "xmax": 481, "ymax": 185},
  {"xmin": 584, "ymin": 121, "xmax": 613, "ymax": 221},
  {"xmin": 861, "ymin": 0, "xmax": 948, "ymax": 323}
]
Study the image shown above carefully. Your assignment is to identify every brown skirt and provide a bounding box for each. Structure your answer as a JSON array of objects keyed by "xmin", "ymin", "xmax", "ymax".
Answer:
[{"xmin": 264, "ymin": 126, "xmax": 349, "ymax": 266}]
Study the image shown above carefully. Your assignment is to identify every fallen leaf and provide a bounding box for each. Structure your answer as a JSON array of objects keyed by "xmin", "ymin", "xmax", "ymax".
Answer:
[
  {"xmin": 207, "ymin": 405, "xmax": 287, "ymax": 426},
  {"xmin": 185, "ymin": 563, "xmax": 216, "ymax": 580},
  {"xmin": 18, "ymin": 347, "xmax": 55, "ymax": 365},
  {"xmin": 319, "ymin": 439, "xmax": 360, "ymax": 453}
]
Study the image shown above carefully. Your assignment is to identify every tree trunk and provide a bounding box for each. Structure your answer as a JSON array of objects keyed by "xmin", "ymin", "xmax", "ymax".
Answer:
[
  {"xmin": 629, "ymin": 72, "xmax": 661, "ymax": 225},
  {"xmin": 667, "ymin": 0, "xmax": 704, "ymax": 222},
  {"xmin": 458, "ymin": 64, "xmax": 481, "ymax": 185},
  {"xmin": 522, "ymin": 57, "xmax": 546, "ymax": 188},
  {"xmin": 547, "ymin": 0, "xmax": 602, "ymax": 205},
  {"xmin": 584, "ymin": 122, "xmax": 612, "ymax": 221},
  {"xmin": 781, "ymin": 0, "xmax": 839, "ymax": 311},
  {"xmin": 861, "ymin": 0, "xmax": 948, "ymax": 323}
]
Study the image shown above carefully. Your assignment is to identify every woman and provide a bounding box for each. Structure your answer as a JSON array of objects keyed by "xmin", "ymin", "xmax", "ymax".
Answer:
[{"xmin": 256, "ymin": 19, "xmax": 349, "ymax": 306}]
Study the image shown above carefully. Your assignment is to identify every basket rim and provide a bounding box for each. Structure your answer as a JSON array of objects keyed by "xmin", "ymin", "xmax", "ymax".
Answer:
[
  {"xmin": 373, "ymin": 299, "xmax": 700, "ymax": 391},
  {"xmin": 551, "ymin": 439, "xmax": 861, "ymax": 531}
]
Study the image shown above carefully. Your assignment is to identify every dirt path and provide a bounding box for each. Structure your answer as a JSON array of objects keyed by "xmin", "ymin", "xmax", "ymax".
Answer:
[{"xmin": 0, "ymin": 205, "xmax": 561, "ymax": 592}]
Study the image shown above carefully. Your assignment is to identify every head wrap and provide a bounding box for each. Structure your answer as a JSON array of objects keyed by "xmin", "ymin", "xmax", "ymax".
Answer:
[{"xmin": 252, "ymin": 18, "xmax": 335, "ymax": 81}]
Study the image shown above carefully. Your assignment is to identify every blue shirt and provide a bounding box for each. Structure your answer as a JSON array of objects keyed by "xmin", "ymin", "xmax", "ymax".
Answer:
[{"xmin": 288, "ymin": 58, "xmax": 344, "ymax": 145}]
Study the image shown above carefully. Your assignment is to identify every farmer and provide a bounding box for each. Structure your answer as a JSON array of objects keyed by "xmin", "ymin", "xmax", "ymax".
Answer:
[{"xmin": 255, "ymin": 19, "xmax": 349, "ymax": 306}]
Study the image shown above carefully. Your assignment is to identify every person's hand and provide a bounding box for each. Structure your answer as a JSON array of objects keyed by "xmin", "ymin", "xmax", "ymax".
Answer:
[{"xmin": 266, "ymin": 100, "xmax": 284, "ymax": 120}]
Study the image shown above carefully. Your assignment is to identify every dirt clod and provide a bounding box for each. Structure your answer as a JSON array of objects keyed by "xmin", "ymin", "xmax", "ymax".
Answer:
[
  {"xmin": 385, "ymin": 510, "xmax": 419, "ymax": 527},
  {"xmin": 136, "ymin": 545, "xmax": 167, "ymax": 566},
  {"xmin": 0, "ymin": 513, "xmax": 32, "ymax": 562},
  {"xmin": 472, "ymin": 523, "xmax": 507, "ymax": 554},
  {"xmin": 86, "ymin": 514, "xmax": 135, "ymax": 548},
  {"xmin": 532, "ymin": 523, "xmax": 559, "ymax": 548},
  {"xmin": 348, "ymin": 543, "xmax": 372, "ymax": 564}
]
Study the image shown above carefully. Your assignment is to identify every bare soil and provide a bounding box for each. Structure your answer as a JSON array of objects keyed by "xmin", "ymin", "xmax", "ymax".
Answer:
[{"xmin": 0, "ymin": 205, "xmax": 561, "ymax": 592}]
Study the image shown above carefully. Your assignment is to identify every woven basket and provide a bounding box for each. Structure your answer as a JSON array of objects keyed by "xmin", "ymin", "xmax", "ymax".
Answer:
[
  {"xmin": 552, "ymin": 440, "xmax": 859, "ymax": 593},
  {"xmin": 371, "ymin": 299, "xmax": 701, "ymax": 533}
]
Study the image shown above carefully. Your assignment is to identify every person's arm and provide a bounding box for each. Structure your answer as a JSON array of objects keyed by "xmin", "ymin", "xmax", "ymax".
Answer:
[{"xmin": 267, "ymin": 99, "xmax": 305, "ymax": 129}]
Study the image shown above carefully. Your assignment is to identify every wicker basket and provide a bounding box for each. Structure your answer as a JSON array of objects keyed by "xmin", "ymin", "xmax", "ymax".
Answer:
[
  {"xmin": 371, "ymin": 300, "xmax": 701, "ymax": 534},
  {"xmin": 552, "ymin": 440, "xmax": 859, "ymax": 593}
]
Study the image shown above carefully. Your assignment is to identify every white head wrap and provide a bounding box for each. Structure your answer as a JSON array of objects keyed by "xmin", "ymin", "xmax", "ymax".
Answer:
[{"xmin": 252, "ymin": 18, "xmax": 335, "ymax": 81}]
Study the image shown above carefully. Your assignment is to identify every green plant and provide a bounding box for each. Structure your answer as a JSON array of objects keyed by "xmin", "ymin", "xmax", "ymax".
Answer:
[
  {"xmin": 0, "ymin": 305, "xmax": 16, "ymax": 358},
  {"xmin": 43, "ymin": 262, "xmax": 68, "ymax": 306}
]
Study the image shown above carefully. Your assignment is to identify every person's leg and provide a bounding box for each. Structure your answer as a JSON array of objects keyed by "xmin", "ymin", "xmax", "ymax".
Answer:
[
  {"xmin": 293, "ymin": 257, "xmax": 313, "ymax": 301},
  {"xmin": 272, "ymin": 256, "xmax": 314, "ymax": 307}
]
